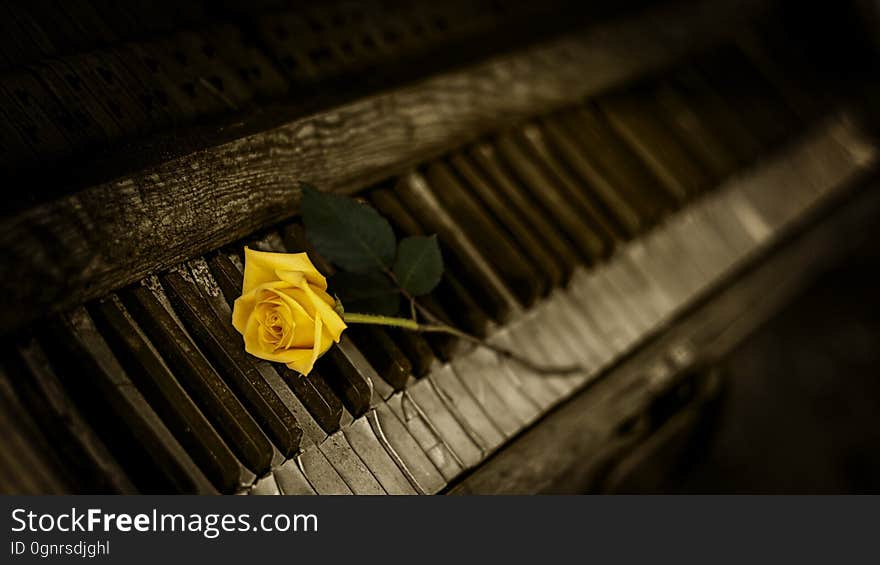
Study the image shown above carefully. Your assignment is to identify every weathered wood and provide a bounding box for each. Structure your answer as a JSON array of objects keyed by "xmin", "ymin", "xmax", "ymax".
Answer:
[
  {"xmin": 0, "ymin": 0, "xmax": 765, "ymax": 335},
  {"xmin": 448, "ymin": 170, "xmax": 880, "ymax": 495}
]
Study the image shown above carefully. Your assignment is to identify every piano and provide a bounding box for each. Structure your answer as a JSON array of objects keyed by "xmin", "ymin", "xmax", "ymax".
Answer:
[{"xmin": 1, "ymin": 0, "xmax": 879, "ymax": 494}]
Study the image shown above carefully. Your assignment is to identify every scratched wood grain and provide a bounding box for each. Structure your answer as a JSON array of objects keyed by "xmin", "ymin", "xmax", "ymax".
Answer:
[{"xmin": 0, "ymin": 0, "xmax": 763, "ymax": 334}]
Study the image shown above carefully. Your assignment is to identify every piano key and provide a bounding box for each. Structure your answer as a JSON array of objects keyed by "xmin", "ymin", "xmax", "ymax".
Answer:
[
  {"xmin": 319, "ymin": 346, "xmax": 376, "ymax": 418},
  {"xmin": 344, "ymin": 325, "xmax": 413, "ymax": 392},
  {"xmin": 398, "ymin": 379, "xmax": 484, "ymax": 470},
  {"xmin": 495, "ymin": 132, "xmax": 610, "ymax": 262},
  {"xmin": 161, "ymin": 268, "xmax": 305, "ymax": 458},
  {"xmin": 343, "ymin": 415, "xmax": 417, "ymax": 494},
  {"xmin": 370, "ymin": 401, "xmax": 448, "ymax": 492},
  {"xmin": 453, "ymin": 344, "xmax": 543, "ymax": 425},
  {"xmin": 250, "ymin": 474, "xmax": 281, "ymax": 495},
  {"xmin": 652, "ymin": 80, "xmax": 741, "ymax": 183},
  {"xmin": 428, "ymin": 364, "xmax": 505, "ymax": 453},
  {"xmin": 8, "ymin": 339, "xmax": 137, "ymax": 493},
  {"xmin": 384, "ymin": 327, "xmax": 437, "ymax": 378},
  {"xmin": 0, "ymin": 366, "xmax": 69, "ymax": 494},
  {"xmin": 550, "ymin": 290, "xmax": 617, "ymax": 367},
  {"xmin": 121, "ymin": 279, "xmax": 278, "ymax": 472},
  {"xmin": 539, "ymin": 117, "xmax": 644, "ymax": 238},
  {"xmin": 670, "ymin": 66, "xmax": 764, "ymax": 167},
  {"xmin": 695, "ymin": 46, "xmax": 799, "ymax": 150},
  {"xmin": 597, "ymin": 90, "xmax": 711, "ymax": 203},
  {"xmin": 51, "ymin": 307, "xmax": 216, "ymax": 494},
  {"xmin": 90, "ymin": 295, "xmax": 253, "ymax": 492},
  {"xmin": 396, "ymin": 171, "xmax": 521, "ymax": 322},
  {"xmin": 564, "ymin": 106, "xmax": 676, "ymax": 219},
  {"xmin": 518, "ymin": 123, "xmax": 626, "ymax": 242},
  {"xmin": 447, "ymin": 151, "xmax": 566, "ymax": 289},
  {"xmin": 542, "ymin": 292, "xmax": 605, "ymax": 371},
  {"xmin": 369, "ymin": 186, "xmax": 495, "ymax": 339},
  {"xmin": 621, "ymin": 235, "xmax": 686, "ymax": 319},
  {"xmin": 424, "ymin": 160, "xmax": 545, "ymax": 306},
  {"xmin": 507, "ymin": 306, "xmax": 585, "ymax": 395},
  {"xmin": 273, "ymin": 459, "xmax": 318, "ymax": 495},
  {"xmin": 188, "ymin": 257, "xmax": 331, "ymax": 444},
  {"xmin": 335, "ymin": 336, "xmax": 394, "ymax": 401},
  {"xmin": 296, "ymin": 446, "xmax": 353, "ymax": 495},
  {"xmin": 564, "ymin": 270, "xmax": 635, "ymax": 354},
  {"xmin": 450, "ymin": 347, "xmax": 530, "ymax": 436},
  {"xmin": 467, "ymin": 142, "xmax": 583, "ymax": 276},
  {"xmin": 318, "ymin": 431, "xmax": 386, "ymax": 495},
  {"xmin": 599, "ymin": 260, "xmax": 659, "ymax": 331},
  {"xmin": 385, "ymin": 390, "xmax": 464, "ymax": 481}
]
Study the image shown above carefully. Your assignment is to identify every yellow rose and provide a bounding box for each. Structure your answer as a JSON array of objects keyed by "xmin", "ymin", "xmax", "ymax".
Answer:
[{"xmin": 232, "ymin": 247, "xmax": 346, "ymax": 376}]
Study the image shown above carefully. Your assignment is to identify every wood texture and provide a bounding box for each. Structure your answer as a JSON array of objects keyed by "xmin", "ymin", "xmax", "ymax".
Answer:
[{"xmin": 0, "ymin": 0, "xmax": 764, "ymax": 335}]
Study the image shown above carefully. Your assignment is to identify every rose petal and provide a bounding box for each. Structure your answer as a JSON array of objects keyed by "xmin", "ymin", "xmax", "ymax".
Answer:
[{"xmin": 242, "ymin": 247, "xmax": 327, "ymax": 294}]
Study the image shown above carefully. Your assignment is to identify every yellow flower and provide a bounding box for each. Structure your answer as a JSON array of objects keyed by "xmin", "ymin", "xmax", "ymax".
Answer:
[{"xmin": 232, "ymin": 247, "xmax": 346, "ymax": 376}]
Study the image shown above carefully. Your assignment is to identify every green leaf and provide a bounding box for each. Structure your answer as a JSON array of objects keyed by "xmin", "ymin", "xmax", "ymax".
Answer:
[
  {"xmin": 330, "ymin": 270, "xmax": 400, "ymax": 316},
  {"xmin": 301, "ymin": 184, "xmax": 396, "ymax": 272},
  {"xmin": 393, "ymin": 235, "xmax": 443, "ymax": 296}
]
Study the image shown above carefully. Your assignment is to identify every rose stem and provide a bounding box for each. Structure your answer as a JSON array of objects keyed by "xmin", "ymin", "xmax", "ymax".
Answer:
[{"xmin": 342, "ymin": 312, "xmax": 583, "ymax": 376}]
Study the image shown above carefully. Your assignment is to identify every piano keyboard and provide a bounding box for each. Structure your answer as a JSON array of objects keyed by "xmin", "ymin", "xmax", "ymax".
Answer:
[{"xmin": 1, "ymin": 40, "xmax": 876, "ymax": 495}]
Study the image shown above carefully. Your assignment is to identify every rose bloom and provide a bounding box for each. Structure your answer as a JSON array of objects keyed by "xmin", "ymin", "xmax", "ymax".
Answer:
[{"xmin": 232, "ymin": 247, "xmax": 346, "ymax": 376}]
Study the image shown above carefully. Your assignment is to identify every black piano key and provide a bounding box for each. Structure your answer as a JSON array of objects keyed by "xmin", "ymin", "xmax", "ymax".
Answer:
[
  {"xmin": 448, "ymin": 151, "xmax": 566, "ymax": 289},
  {"xmin": 596, "ymin": 88, "xmax": 712, "ymax": 203},
  {"xmin": 384, "ymin": 327, "xmax": 436, "ymax": 377},
  {"xmin": 539, "ymin": 118, "xmax": 644, "ymax": 239},
  {"xmin": 207, "ymin": 250, "xmax": 345, "ymax": 435},
  {"xmin": 560, "ymin": 106, "xmax": 674, "ymax": 223},
  {"xmin": 278, "ymin": 365, "xmax": 344, "ymax": 434},
  {"xmin": 394, "ymin": 173, "xmax": 518, "ymax": 323},
  {"xmin": 88, "ymin": 296, "xmax": 251, "ymax": 493},
  {"xmin": 495, "ymin": 132, "xmax": 610, "ymax": 262},
  {"xmin": 516, "ymin": 123, "xmax": 626, "ymax": 242},
  {"xmin": 651, "ymin": 79, "xmax": 741, "ymax": 184},
  {"xmin": 467, "ymin": 142, "xmax": 582, "ymax": 275},
  {"xmin": 671, "ymin": 66, "xmax": 764, "ymax": 168},
  {"xmin": 49, "ymin": 307, "xmax": 216, "ymax": 494},
  {"xmin": 423, "ymin": 160, "xmax": 545, "ymax": 306},
  {"xmin": 368, "ymin": 187, "xmax": 494, "ymax": 338},
  {"xmin": 0, "ymin": 366, "xmax": 69, "ymax": 494},
  {"xmin": 319, "ymin": 346, "xmax": 375, "ymax": 416},
  {"xmin": 694, "ymin": 46, "xmax": 800, "ymax": 151},
  {"xmin": 4, "ymin": 339, "xmax": 137, "ymax": 493},
  {"xmin": 120, "ymin": 281, "xmax": 276, "ymax": 473},
  {"xmin": 159, "ymin": 270, "xmax": 303, "ymax": 458},
  {"xmin": 343, "ymin": 325, "xmax": 412, "ymax": 391}
]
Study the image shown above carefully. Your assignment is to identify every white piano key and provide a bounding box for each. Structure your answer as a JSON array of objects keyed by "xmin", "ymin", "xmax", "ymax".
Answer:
[
  {"xmin": 506, "ymin": 308, "xmax": 579, "ymax": 395},
  {"xmin": 319, "ymin": 432, "xmax": 386, "ymax": 495},
  {"xmin": 273, "ymin": 459, "xmax": 318, "ymax": 495},
  {"xmin": 542, "ymin": 292, "xmax": 602, "ymax": 373},
  {"xmin": 404, "ymin": 380, "xmax": 486, "ymax": 469},
  {"xmin": 296, "ymin": 446, "xmax": 353, "ymax": 495},
  {"xmin": 343, "ymin": 416, "xmax": 417, "ymax": 494},
  {"xmin": 428, "ymin": 365, "xmax": 505, "ymax": 454},
  {"xmin": 368, "ymin": 404, "xmax": 447, "ymax": 494},
  {"xmin": 487, "ymin": 329, "xmax": 563, "ymax": 409},
  {"xmin": 567, "ymin": 268, "xmax": 637, "ymax": 353},
  {"xmin": 452, "ymin": 346, "xmax": 538, "ymax": 430},
  {"xmin": 385, "ymin": 390, "xmax": 465, "ymax": 480},
  {"xmin": 621, "ymin": 238, "xmax": 679, "ymax": 321},
  {"xmin": 250, "ymin": 473, "xmax": 281, "ymax": 495},
  {"xmin": 553, "ymin": 289, "xmax": 616, "ymax": 367}
]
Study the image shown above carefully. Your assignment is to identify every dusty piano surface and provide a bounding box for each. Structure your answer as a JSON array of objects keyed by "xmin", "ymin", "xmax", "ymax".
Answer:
[{"xmin": 1, "ymin": 0, "xmax": 879, "ymax": 494}]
